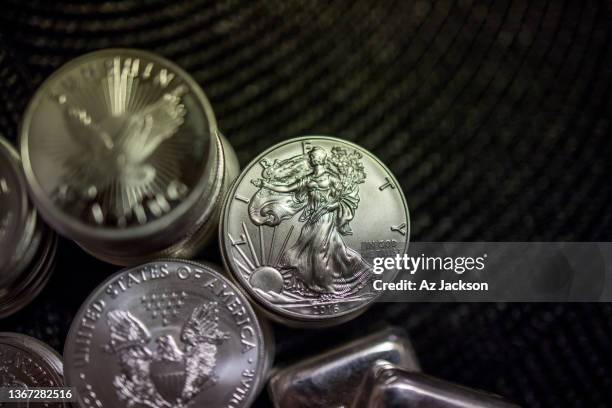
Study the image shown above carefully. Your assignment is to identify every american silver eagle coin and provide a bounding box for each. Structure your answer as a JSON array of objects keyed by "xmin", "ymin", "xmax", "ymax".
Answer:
[
  {"xmin": 220, "ymin": 136, "xmax": 410, "ymax": 326},
  {"xmin": 64, "ymin": 260, "xmax": 271, "ymax": 408}
]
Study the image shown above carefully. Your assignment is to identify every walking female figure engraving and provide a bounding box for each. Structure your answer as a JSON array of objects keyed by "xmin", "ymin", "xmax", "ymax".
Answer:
[{"xmin": 249, "ymin": 145, "xmax": 372, "ymax": 298}]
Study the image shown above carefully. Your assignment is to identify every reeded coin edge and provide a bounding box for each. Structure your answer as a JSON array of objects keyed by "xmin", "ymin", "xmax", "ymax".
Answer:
[
  {"xmin": 63, "ymin": 259, "xmax": 269, "ymax": 408},
  {"xmin": 219, "ymin": 136, "xmax": 411, "ymax": 323},
  {"xmin": 19, "ymin": 48, "xmax": 220, "ymax": 242},
  {"xmin": 0, "ymin": 229, "xmax": 58, "ymax": 319},
  {"xmin": 0, "ymin": 137, "xmax": 32, "ymax": 264}
]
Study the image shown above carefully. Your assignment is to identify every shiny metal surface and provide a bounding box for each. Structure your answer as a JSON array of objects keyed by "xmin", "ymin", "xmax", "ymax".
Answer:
[
  {"xmin": 0, "ymin": 137, "xmax": 57, "ymax": 318},
  {"xmin": 0, "ymin": 228, "xmax": 57, "ymax": 318},
  {"xmin": 64, "ymin": 260, "xmax": 271, "ymax": 408},
  {"xmin": 221, "ymin": 136, "xmax": 409, "ymax": 326},
  {"xmin": 20, "ymin": 49, "xmax": 238, "ymax": 265},
  {"xmin": 0, "ymin": 332, "xmax": 66, "ymax": 407},
  {"xmin": 268, "ymin": 327, "xmax": 419, "ymax": 408},
  {"xmin": 351, "ymin": 361, "xmax": 520, "ymax": 408},
  {"xmin": 0, "ymin": 136, "xmax": 36, "ymax": 284},
  {"xmin": 79, "ymin": 131, "xmax": 237, "ymax": 266}
]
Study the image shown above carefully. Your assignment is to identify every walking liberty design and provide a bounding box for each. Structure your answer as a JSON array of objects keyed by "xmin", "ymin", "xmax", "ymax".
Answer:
[{"xmin": 241, "ymin": 143, "xmax": 373, "ymax": 301}]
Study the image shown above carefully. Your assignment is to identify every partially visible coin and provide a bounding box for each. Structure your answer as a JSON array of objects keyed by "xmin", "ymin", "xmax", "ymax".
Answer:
[
  {"xmin": 0, "ymin": 137, "xmax": 57, "ymax": 318},
  {"xmin": 220, "ymin": 136, "xmax": 410, "ymax": 326},
  {"xmin": 64, "ymin": 260, "xmax": 272, "ymax": 408},
  {"xmin": 0, "ymin": 137, "xmax": 36, "ymax": 285},
  {"xmin": 20, "ymin": 49, "xmax": 239, "ymax": 265},
  {"xmin": 0, "ymin": 332, "xmax": 66, "ymax": 407}
]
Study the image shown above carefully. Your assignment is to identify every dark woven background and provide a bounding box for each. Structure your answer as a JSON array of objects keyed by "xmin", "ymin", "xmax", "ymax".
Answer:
[{"xmin": 1, "ymin": 1, "xmax": 612, "ymax": 406}]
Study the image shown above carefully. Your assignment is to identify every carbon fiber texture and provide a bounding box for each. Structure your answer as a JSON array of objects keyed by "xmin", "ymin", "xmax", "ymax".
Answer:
[{"xmin": 1, "ymin": 1, "xmax": 612, "ymax": 407}]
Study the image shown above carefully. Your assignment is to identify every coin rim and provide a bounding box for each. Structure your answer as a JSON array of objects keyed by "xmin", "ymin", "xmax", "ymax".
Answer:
[
  {"xmin": 0, "ymin": 137, "xmax": 31, "ymax": 270},
  {"xmin": 20, "ymin": 48, "xmax": 219, "ymax": 241},
  {"xmin": 0, "ymin": 227, "xmax": 57, "ymax": 319},
  {"xmin": 63, "ymin": 259, "xmax": 269, "ymax": 408},
  {"xmin": 220, "ymin": 136, "xmax": 411, "ymax": 322},
  {"xmin": 0, "ymin": 332, "xmax": 64, "ymax": 382}
]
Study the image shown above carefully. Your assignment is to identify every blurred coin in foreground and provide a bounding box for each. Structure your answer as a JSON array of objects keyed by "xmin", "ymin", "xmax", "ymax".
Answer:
[
  {"xmin": 20, "ymin": 49, "xmax": 238, "ymax": 265},
  {"xmin": 64, "ymin": 260, "xmax": 271, "ymax": 408},
  {"xmin": 351, "ymin": 360, "xmax": 520, "ymax": 408},
  {"xmin": 0, "ymin": 136, "xmax": 57, "ymax": 318}
]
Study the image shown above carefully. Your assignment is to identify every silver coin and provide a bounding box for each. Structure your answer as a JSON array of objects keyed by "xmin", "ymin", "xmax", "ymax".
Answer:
[
  {"xmin": 220, "ymin": 136, "xmax": 410, "ymax": 326},
  {"xmin": 0, "ymin": 229, "xmax": 58, "ymax": 318},
  {"xmin": 0, "ymin": 332, "xmax": 66, "ymax": 408},
  {"xmin": 142, "ymin": 132, "xmax": 240, "ymax": 263},
  {"xmin": 0, "ymin": 136, "xmax": 36, "ymax": 284},
  {"xmin": 20, "ymin": 49, "xmax": 238, "ymax": 265},
  {"xmin": 64, "ymin": 260, "xmax": 271, "ymax": 408},
  {"xmin": 0, "ymin": 137, "xmax": 57, "ymax": 318}
]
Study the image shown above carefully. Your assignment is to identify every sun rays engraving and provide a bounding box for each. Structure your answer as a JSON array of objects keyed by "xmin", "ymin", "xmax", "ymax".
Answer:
[{"xmin": 229, "ymin": 222, "xmax": 299, "ymax": 301}]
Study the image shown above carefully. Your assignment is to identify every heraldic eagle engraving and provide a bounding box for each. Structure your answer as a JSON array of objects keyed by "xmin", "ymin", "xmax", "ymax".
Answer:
[{"xmin": 105, "ymin": 301, "xmax": 229, "ymax": 408}]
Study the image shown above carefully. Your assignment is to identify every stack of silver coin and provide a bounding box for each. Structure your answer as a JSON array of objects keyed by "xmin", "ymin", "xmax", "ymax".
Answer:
[
  {"xmin": 0, "ymin": 137, "xmax": 57, "ymax": 318},
  {"xmin": 63, "ymin": 260, "xmax": 273, "ymax": 408},
  {"xmin": 0, "ymin": 332, "xmax": 67, "ymax": 407},
  {"xmin": 20, "ymin": 49, "xmax": 239, "ymax": 266},
  {"xmin": 220, "ymin": 136, "xmax": 410, "ymax": 327}
]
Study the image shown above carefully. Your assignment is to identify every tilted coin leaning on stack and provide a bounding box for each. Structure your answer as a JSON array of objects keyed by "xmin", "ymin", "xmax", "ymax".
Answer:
[
  {"xmin": 220, "ymin": 136, "xmax": 410, "ymax": 327},
  {"xmin": 0, "ymin": 136, "xmax": 57, "ymax": 317},
  {"xmin": 20, "ymin": 48, "xmax": 239, "ymax": 266},
  {"xmin": 63, "ymin": 260, "xmax": 273, "ymax": 408},
  {"xmin": 0, "ymin": 332, "xmax": 67, "ymax": 408}
]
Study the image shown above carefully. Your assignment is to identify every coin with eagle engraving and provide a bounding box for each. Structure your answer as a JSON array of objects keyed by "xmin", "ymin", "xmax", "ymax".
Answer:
[
  {"xmin": 20, "ymin": 49, "xmax": 238, "ymax": 265},
  {"xmin": 0, "ymin": 332, "xmax": 67, "ymax": 407},
  {"xmin": 220, "ymin": 136, "xmax": 410, "ymax": 326},
  {"xmin": 64, "ymin": 260, "xmax": 271, "ymax": 408}
]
